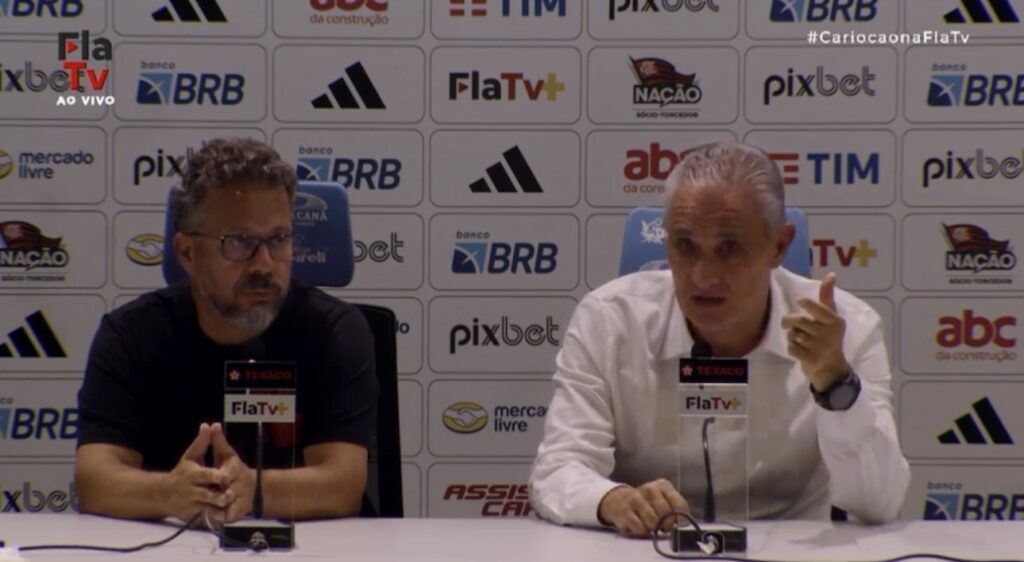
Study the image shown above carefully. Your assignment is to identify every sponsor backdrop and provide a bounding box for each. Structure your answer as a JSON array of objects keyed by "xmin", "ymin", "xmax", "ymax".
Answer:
[{"xmin": 0, "ymin": 0, "xmax": 1022, "ymax": 521}]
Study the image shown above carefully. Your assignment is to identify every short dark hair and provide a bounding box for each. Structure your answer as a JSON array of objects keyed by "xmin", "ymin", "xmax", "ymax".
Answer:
[{"xmin": 172, "ymin": 138, "xmax": 297, "ymax": 232}]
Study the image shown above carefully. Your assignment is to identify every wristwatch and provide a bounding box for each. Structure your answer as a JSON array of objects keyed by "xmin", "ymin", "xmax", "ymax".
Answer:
[{"xmin": 810, "ymin": 369, "xmax": 861, "ymax": 411}]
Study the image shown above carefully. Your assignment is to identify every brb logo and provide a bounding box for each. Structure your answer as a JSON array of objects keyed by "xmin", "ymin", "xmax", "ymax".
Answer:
[
  {"xmin": 925, "ymin": 491, "xmax": 1024, "ymax": 520},
  {"xmin": 769, "ymin": 0, "xmax": 878, "ymax": 22},
  {"xmin": 763, "ymin": 66, "xmax": 876, "ymax": 105},
  {"xmin": 0, "ymin": 0, "xmax": 83, "ymax": 18},
  {"xmin": 928, "ymin": 63, "xmax": 1024, "ymax": 108},
  {"xmin": 136, "ymin": 63, "xmax": 244, "ymax": 106},
  {"xmin": 55, "ymin": 30, "xmax": 112, "ymax": 107},
  {"xmin": 451, "ymin": 231, "xmax": 558, "ymax": 275},
  {"xmin": 0, "ymin": 406, "xmax": 78, "ymax": 441},
  {"xmin": 296, "ymin": 146, "xmax": 401, "ymax": 190}
]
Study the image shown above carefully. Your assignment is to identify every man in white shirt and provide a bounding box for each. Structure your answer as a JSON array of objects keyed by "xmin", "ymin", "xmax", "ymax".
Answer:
[{"xmin": 529, "ymin": 141, "xmax": 909, "ymax": 536}]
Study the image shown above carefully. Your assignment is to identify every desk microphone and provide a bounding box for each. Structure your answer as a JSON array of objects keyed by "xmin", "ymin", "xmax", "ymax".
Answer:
[
  {"xmin": 690, "ymin": 340, "xmax": 717, "ymax": 524},
  {"xmin": 673, "ymin": 339, "xmax": 747, "ymax": 555},
  {"xmin": 220, "ymin": 338, "xmax": 295, "ymax": 552}
]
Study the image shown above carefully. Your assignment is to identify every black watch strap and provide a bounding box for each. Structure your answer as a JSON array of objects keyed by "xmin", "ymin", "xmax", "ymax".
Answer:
[{"xmin": 811, "ymin": 369, "xmax": 861, "ymax": 412}]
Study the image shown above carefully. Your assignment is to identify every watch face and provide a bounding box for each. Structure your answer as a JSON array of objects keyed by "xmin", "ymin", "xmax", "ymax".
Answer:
[{"xmin": 830, "ymin": 383, "xmax": 858, "ymax": 411}]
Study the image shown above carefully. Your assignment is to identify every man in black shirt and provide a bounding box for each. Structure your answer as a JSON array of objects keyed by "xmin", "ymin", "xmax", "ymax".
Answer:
[{"xmin": 75, "ymin": 138, "xmax": 378, "ymax": 524}]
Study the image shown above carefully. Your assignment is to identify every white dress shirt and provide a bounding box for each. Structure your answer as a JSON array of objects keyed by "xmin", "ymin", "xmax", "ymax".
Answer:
[{"xmin": 529, "ymin": 268, "xmax": 910, "ymax": 526}]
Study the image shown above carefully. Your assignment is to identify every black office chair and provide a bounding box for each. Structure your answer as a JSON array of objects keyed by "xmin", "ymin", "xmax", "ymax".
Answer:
[{"xmin": 357, "ymin": 303, "xmax": 403, "ymax": 517}]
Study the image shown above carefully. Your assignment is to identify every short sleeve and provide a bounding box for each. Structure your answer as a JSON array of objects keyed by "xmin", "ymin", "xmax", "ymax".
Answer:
[
  {"xmin": 299, "ymin": 304, "xmax": 379, "ymax": 450},
  {"xmin": 76, "ymin": 314, "xmax": 146, "ymax": 453}
]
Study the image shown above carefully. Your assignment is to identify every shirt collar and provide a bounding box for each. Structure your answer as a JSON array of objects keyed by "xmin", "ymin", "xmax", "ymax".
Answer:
[{"xmin": 659, "ymin": 269, "xmax": 793, "ymax": 361}]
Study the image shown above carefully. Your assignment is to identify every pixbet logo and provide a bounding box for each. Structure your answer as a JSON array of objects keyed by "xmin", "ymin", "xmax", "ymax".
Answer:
[
  {"xmin": 132, "ymin": 147, "xmax": 192, "ymax": 186},
  {"xmin": 354, "ymin": 233, "xmax": 405, "ymax": 263},
  {"xmin": 55, "ymin": 30, "xmax": 113, "ymax": 107},
  {"xmin": 448, "ymin": 315, "xmax": 560, "ymax": 354},
  {"xmin": 609, "ymin": 0, "xmax": 718, "ymax": 20},
  {"xmin": 1, "ymin": 481, "xmax": 78, "ymax": 513},
  {"xmin": 922, "ymin": 149, "xmax": 1023, "ymax": 188},
  {"xmin": 763, "ymin": 66, "xmax": 876, "ymax": 105}
]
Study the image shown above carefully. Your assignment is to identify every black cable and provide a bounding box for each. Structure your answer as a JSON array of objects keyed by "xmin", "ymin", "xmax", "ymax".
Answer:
[
  {"xmin": 19, "ymin": 511, "xmax": 203, "ymax": 553},
  {"xmin": 651, "ymin": 510, "xmax": 1024, "ymax": 562},
  {"xmin": 702, "ymin": 417, "xmax": 716, "ymax": 523}
]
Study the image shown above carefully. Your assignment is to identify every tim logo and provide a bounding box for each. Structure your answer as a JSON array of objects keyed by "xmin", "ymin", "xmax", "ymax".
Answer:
[
  {"xmin": 451, "ymin": 240, "xmax": 558, "ymax": 274},
  {"xmin": 136, "ymin": 71, "xmax": 245, "ymax": 106},
  {"xmin": 929, "ymin": 71, "xmax": 1024, "ymax": 107},
  {"xmin": 631, "ymin": 57, "xmax": 701, "ymax": 107},
  {"xmin": 0, "ymin": 0, "xmax": 82, "ymax": 18},
  {"xmin": 468, "ymin": 146, "xmax": 542, "ymax": 194},
  {"xmin": 450, "ymin": 0, "xmax": 565, "ymax": 16},
  {"xmin": 769, "ymin": 0, "xmax": 878, "ymax": 22},
  {"xmin": 944, "ymin": 0, "xmax": 1019, "ymax": 23},
  {"xmin": 943, "ymin": 223, "xmax": 1017, "ymax": 274},
  {"xmin": 768, "ymin": 152, "xmax": 879, "ymax": 186},
  {"xmin": 0, "ymin": 310, "xmax": 66, "ymax": 358},
  {"xmin": 311, "ymin": 62, "xmax": 385, "ymax": 110},
  {"xmin": 937, "ymin": 396, "xmax": 1013, "ymax": 445},
  {"xmin": 152, "ymin": 0, "xmax": 227, "ymax": 22}
]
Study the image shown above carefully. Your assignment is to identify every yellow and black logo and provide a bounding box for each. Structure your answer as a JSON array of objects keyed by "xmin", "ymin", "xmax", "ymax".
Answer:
[
  {"xmin": 126, "ymin": 233, "xmax": 164, "ymax": 266},
  {"xmin": 442, "ymin": 401, "xmax": 488, "ymax": 434}
]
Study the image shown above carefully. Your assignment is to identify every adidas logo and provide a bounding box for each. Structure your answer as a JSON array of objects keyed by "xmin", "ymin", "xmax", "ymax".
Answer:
[
  {"xmin": 937, "ymin": 397, "xmax": 1014, "ymax": 445},
  {"xmin": 311, "ymin": 62, "xmax": 386, "ymax": 110},
  {"xmin": 468, "ymin": 146, "xmax": 543, "ymax": 194},
  {"xmin": 944, "ymin": 0, "xmax": 1019, "ymax": 23},
  {"xmin": 0, "ymin": 311, "xmax": 66, "ymax": 359},
  {"xmin": 152, "ymin": 0, "xmax": 228, "ymax": 22}
]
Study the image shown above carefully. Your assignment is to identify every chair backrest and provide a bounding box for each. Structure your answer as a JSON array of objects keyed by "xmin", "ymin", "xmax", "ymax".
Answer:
[
  {"xmin": 160, "ymin": 179, "xmax": 402, "ymax": 516},
  {"xmin": 617, "ymin": 206, "xmax": 811, "ymax": 277},
  {"xmin": 162, "ymin": 180, "xmax": 355, "ymax": 287},
  {"xmin": 356, "ymin": 303, "xmax": 403, "ymax": 518}
]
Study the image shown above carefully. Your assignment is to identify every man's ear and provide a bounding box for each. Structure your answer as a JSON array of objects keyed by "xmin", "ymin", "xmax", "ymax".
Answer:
[
  {"xmin": 173, "ymin": 232, "xmax": 195, "ymax": 277},
  {"xmin": 771, "ymin": 223, "xmax": 795, "ymax": 268}
]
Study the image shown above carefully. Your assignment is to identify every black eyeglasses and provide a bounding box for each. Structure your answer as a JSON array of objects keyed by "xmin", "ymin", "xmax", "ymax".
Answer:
[{"xmin": 185, "ymin": 232, "xmax": 295, "ymax": 262}]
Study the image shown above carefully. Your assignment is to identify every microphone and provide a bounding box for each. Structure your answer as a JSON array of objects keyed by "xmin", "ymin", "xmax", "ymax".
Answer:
[
  {"xmin": 220, "ymin": 338, "xmax": 296, "ymax": 551},
  {"xmin": 691, "ymin": 339, "xmax": 717, "ymax": 523},
  {"xmin": 242, "ymin": 337, "xmax": 266, "ymax": 521},
  {"xmin": 673, "ymin": 338, "xmax": 748, "ymax": 554}
]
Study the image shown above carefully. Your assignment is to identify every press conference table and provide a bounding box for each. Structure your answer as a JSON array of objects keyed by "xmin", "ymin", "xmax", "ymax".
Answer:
[{"xmin": 1, "ymin": 515, "xmax": 1021, "ymax": 562}]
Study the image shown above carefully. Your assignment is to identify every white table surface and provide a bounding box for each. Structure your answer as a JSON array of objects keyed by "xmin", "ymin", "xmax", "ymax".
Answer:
[{"xmin": 1, "ymin": 515, "xmax": 1022, "ymax": 562}]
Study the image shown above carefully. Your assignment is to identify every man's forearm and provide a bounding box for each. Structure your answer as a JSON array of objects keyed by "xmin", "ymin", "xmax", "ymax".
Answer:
[
  {"xmin": 258, "ymin": 464, "xmax": 365, "ymax": 520},
  {"xmin": 76, "ymin": 462, "xmax": 172, "ymax": 520}
]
